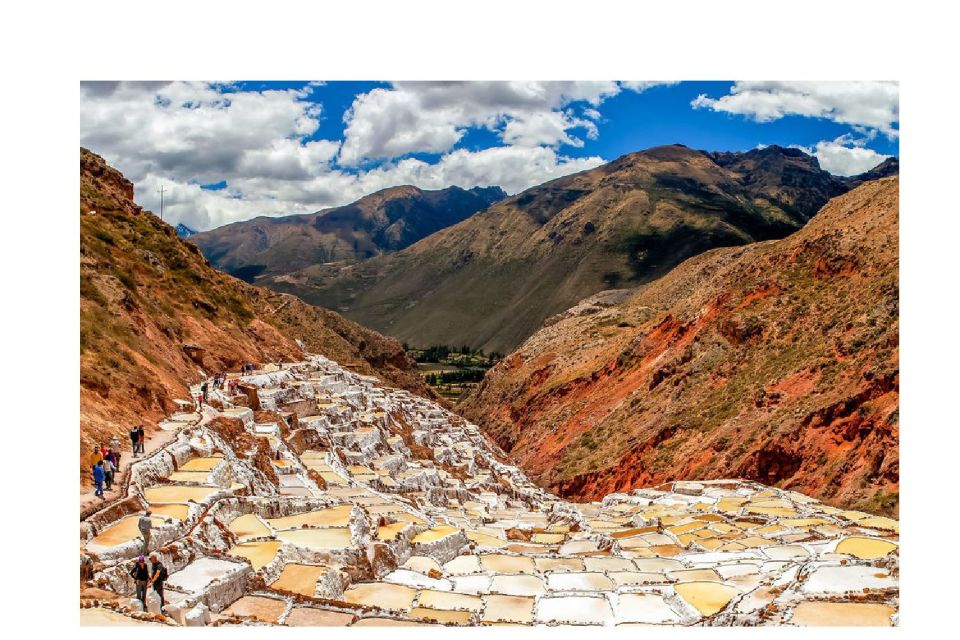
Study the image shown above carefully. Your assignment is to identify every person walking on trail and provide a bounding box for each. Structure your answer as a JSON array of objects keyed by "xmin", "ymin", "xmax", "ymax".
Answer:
[
  {"xmin": 196, "ymin": 393, "xmax": 203, "ymax": 412},
  {"xmin": 91, "ymin": 445, "xmax": 103, "ymax": 467},
  {"xmin": 201, "ymin": 381, "xmax": 208, "ymax": 402},
  {"xmin": 148, "ymin": 552, "xmax": 167, "ymax": 610},
  {"xmin": 129, "ymin": 426, "xmax": 139, "ymax": 458},
  {"xmin": 129, "ymin": 556, "xmax": 150, "ymax": 609},
  {"xmin": 102, "ymin": 456, "xmax": 114, "ymax": 491},
  {"xmin": 136, "ymin": 425, "xmax": 146, "ymax": 454},
  {"xmin": 138, "ymin": 510, "xmax": 153, "ymax": 554},
  {"xmin": 92, "ymin": 461, "xmax": 105, "ymax": 498}
]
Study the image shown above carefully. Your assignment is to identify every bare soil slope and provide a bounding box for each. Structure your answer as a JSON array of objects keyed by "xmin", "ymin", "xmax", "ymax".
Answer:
[{"xmin": 461, "ymin": 177, "xmax": 899, "ymax": 516}]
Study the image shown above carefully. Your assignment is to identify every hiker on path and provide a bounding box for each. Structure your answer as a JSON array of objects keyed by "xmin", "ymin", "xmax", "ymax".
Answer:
[
  {"xmin": 91, "ymin": 445, "xmax": 104, "ymax": 467},
  {"xmin": 148, "ymin": 552, "xmax": 167, "ymax": 610},
  {"xmin": 129, "ymin": 556, "xmax": 150, "ymax": 608},
  {"xmin": 201, "ymin": 381, "xmax": 208, "ymax": 402},
  {"xmin": 138, "ymin": 510, "xmax": 153, "ymax": 554},
  {"xmin": 196, "ymin": 393, "xmax": 203, "ymax": 412},
  {"xmin": 136, "ymin": 425, "xmax": 146, "ymax": 454},
  {"xmin": 92, "ymin": 461, "xmax": 105, "ymax": 498},
  {"xmin": 102, "ymin": 456, "xmax": 115, "ymax": 490},
  {"xmin": 129, "ymin": 427, "xmax": 139, "ymax": 457}
]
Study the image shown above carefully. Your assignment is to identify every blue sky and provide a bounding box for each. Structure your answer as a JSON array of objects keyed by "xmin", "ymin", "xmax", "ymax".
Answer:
[{"xmin": 79, "ymin": 81, "xmax": 898, "ymax": 230}]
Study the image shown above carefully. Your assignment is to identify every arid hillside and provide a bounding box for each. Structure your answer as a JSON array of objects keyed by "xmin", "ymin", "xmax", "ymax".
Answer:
[
  {"xmin": 461, "ymin": 177, "xmax": 899, "ymax": 516},
  {"xmin": 265, "ymin": 145, "xmax": 855, "ymax": 352},
  {"xmin": 80, "ymin": 148, "xmax": 432, "ymax": 473}
]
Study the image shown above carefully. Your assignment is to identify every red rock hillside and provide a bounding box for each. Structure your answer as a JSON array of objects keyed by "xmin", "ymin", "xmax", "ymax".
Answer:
[
  {"xmin": 461, "ymin": 177, "xmax": 899, "ymax": 516},
  {"xmin": 80, "ymin": 148, "xmax": 433, "ymax": 476}
]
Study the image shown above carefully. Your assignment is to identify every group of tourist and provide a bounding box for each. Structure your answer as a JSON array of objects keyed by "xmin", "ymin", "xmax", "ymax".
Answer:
[
  {"xmin": 129, "ymin": 550, "xmax": 167, "ymax": 611},
  {"xmin": 90, "ymin": 444, "xmax": 121, "ymax": 498}
]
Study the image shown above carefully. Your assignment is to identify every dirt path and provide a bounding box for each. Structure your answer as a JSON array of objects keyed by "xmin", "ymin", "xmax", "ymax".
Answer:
[{"xmin": 79, "ymin": 394, "xmax": 217, "ymax": 513}]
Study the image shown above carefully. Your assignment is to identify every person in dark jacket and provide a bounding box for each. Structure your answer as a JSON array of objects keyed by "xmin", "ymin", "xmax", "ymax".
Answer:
[
  {"xmin": 136, "ymin": 425, "xmax": 146, "ymax": 454},
  {"xmin": 129, "ymin": 556, "xmax": 150, "ymax": 608},
  {"xmin": 148, "ymin": 552, "xmax": 167, "ymax": 609},
  {"xmin": 92, "ymin": 461, "xmax": 105, "ymax": 498},
  {"xmin": 129, "ymin": 427, "xmax": 139, "ymax": 458}
]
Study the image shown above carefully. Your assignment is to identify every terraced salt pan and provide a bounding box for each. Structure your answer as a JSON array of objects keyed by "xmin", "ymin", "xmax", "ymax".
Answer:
[
  {"xmin": 166, "ymin": 557, "xmax": 246, "ymax": 595},
  {"xmin": 277, "ymin": 527, "xmax": 353, "ymax": 550},
  {"xmin": 87, "ymin": 515, "xmax": 166, "ymax": 551},
  {"xmin": 834, "ymin": 536, "xmax": 898, "ymax": 559},
  {"xmin": 179, "ymin": 455, "xmax": 224, "ymax": 472},
  {"xmin": 342, "ymin": 582, "xmax": 417, "ymax": 611},
  {"xmin": 412, "ymin": 525, "xmax": 459, "ymax": 544},
  {"xmin": 150, "ymin": 503, "xmax": 190, "ymax": 521},
  {"xmin": 222, "ymin": 595, "xmax": 287, "ymax": 623},
  {"xmin": 537, "ymin": 595, "xmax": 614, "ymax": 625},
  {"xmin": 615, "ymin": 592, "xmax": 683, "ymax": 624},
  {"xmin": 267, "ymin": 505, "xmax": 353, "ymax": 530},
  {"xmin": 674, "ymin": 581, "xmax": 740, "ymax": 616},
  {"xmin": 409, "ymin": 607, "xmax": 472, "ymax": 624},
  {"xmin": 284, "ymin": 607, "xmax": 354, "ymax": 626},
  {"xmin": 269, "ymin": 563, "xmax": 328, "ymax": 596},
  {"xmin": 480, "ymin": 554, "xmax": 536, "ymax": 574},
  {"xmin": 802, "ymin": 565, "xmax": 896, "ymax": 594},
  {"xmin": 789, "ymin": 601, "xmax": 895, "ymax": 626},
  {"xmin": 227, "ymin": 513, "xmax": 270, "ymax": 541},
  {"xmin": 144, "ymin": 484, "xmax": 219, "ymax": 504},
  {"xmin": 482, "ymin": 594, "xmax": 535, "ymax": 623},
  {"xmin": 227, "ymin": 541, "xmax": 281, "ymax": 570},
  {"xmin": 547, "ymin": 572, "xmax": 615, "ymax": 591},
  {"xmin": 417, "ymin": 589, "xmax": 483, "ymax": 612}
]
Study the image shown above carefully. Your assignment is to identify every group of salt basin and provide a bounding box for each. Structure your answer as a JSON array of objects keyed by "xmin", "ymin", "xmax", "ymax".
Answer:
[{"xmin": 79, "ymin": 354, "xmax": 899, "ymax": 627}]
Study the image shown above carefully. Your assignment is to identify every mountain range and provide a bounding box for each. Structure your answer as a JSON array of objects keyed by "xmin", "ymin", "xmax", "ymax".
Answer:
[
  {"xmin": 191, "ymin": 184, "xmax": 505, "ymax": 282},
  {"xmin": 461, "ymin": 176, "xmax": 899, "ymax": 515},
  {"xmin": 248, "ymin": 144, "xmax": 893, "ymax": 352}
]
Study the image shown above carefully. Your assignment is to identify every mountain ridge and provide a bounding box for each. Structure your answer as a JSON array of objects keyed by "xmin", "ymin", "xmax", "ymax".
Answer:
[{"xmin": 262, "ymin": 144, "xmax": 883, "ymax": 352}]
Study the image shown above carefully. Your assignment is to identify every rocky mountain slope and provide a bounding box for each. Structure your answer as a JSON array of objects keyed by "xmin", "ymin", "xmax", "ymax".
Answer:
[
  {"xmin": 80, "ymin": 148, "xmax": 432, "ymax": 473},
  {"xmin": 460, "ymin": 177, "xmax": 899, "ymax": 516},
  {"xmin": 264, "ymin": 145, "xmax": 855, "ymax": 352},
  {"xmin": 190, "ymin": 184, "xmax": 505, "ymax": 281}
]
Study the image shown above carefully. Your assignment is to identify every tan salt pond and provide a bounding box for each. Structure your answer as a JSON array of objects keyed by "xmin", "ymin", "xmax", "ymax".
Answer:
[
  {"xmin": 150, "ymin": 503, "xmax": 190, "ymax": 521},
  {"xmin": 178, "ymin": 455, "xmax": 224, "ymax": 472},
  {"xmin": 835, "ymin": 536, "xmax": 898, "ymax": 559},
  {"xmin": 228, "ymin": 513, "xmax": 270, "ymax": 541},
  {"xmin": 417, "ymin": 589, "xmax": 483, "ymax": 612},
  {"xmin": 277, "ymin": 527, "xmax": 353, "ymax": 550},
  {"xmin": 342, "ymin": 582, "xmax": 417, "ymax": 611},
  {"xmin": 481, "ymin": 595, "xmax": 535, "ymax": 623},
  {"xmin": 465, "ymin": 530, "xmax": 506, "ymax": 547},
  {"xmin": 376, "ymin": 522, "xmax": 409, "ymax": 541},
  {"xmin": 535, "ymin": 557, "xmax": 585, "ymax": 573},
  {"xmin": 269, "ymin": 563, "xmax": 328, "ymax": 596},
  {"xmin": 167, "ymin": 470, "xmax": 212, "ymax": 483},
  {"xmin": 88, "ymin": 515, "xmax": 166, "ymax": 550},
  {"xmin": 480, "ymin": 554, "xmax": 536, "ymax": 574},
  {"xmin": 80, "ymin": 608, "xmax": 164, "ymax": 626},
  {"xmin": 409, "ymin": 607, "xmax": 472, "ymax": 624},
  {"xmin": 790, "ymin": 601, "xmax": 895, "ymax": 626},
  {"xmin": 222, "ymin": 595, "xmax": 287, "ymax": 623},
  {"xmin": 266, "ymin": 505, "xmax": 352, "ymax": 529},
  {"xmin": 412, "ymin": 524, "xmax": 460, "ymax": 544},
  {"xmin": 675, "ymin": 581, "xmax": 740, "ymax": 616},
  {"xmin": 856, "ymin": 516, "xmax": 899, "ymax": 532},
  {"xmin": 227, "ymin": 540, "xmax": 281, "ymax": 570},
  {"xmin": 144, "ymin": 484, "xmax": 219, "ymax": 504},
  {"xmin": 489, "ymin": 574, "xmax": 545, "ymax": 596},
  {"xmin": 284, "ymin": 607, "xmax": 354, "ymax": 626}
]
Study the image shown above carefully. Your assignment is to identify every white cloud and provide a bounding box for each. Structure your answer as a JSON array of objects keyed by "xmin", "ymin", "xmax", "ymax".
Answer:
[
  {"xmin": 692, "ymin": 81, "xmax": 899, "ymax": 138},
  {"xmin": 621, "ymin": 81, "xmax": 680, "ymax": 93},
  {"xmin": 793, "ymin": 135, "xmax": 891, "ymax": 176},
  {"xmin": 80, "ymin": 81, "xmax": 608, "ymax": 230},
  {"xmin": 338, "ymin": 81, "xmax": 621, "ymax": 164}
]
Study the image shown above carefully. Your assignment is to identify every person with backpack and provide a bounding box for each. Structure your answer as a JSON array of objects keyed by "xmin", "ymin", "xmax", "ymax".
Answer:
[
  {"xmin": 147, "ymin": 552, "xmax": 168, "ymax": 609},
  {"xmin": 129, "ymin": 556, "xmax": 150, "ymax": 608},
  {"xmin": 200, "ymin": 381, "xmax": 208, "ymax": 402},
  {"xmin": 129, "ymin": 427, "xmax": 139, "ymax": 458},
  {"xmin": 136, "ymin": 425, "xmax": 146, "ymax": 454},
  {"xmin": 92, "ymin": 461, "xmax": 105, "ymax": 498},
  {"xmin": 138, "ymin": 510, "xmax": 153, "ymax": 554}
]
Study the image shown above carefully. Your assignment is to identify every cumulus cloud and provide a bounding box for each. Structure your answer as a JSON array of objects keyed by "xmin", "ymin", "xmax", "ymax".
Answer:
[
  {"xmin": 80, "ymin": 81, "xmax": 608, "ymax": 230},
  {"xmin": 338, "ymin": 81, "xmax": 621, "ymax": 164},
  {"xmin": 692, "ymin": 81, "xmax": 899, "ymax": 138},
  {"xmin": 621, "ymin": 81, "xmax": 680, "ymax": 93},
  {"xmin": 793, "ymin": 135, "xmax": 892, "ymax": 176}
]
